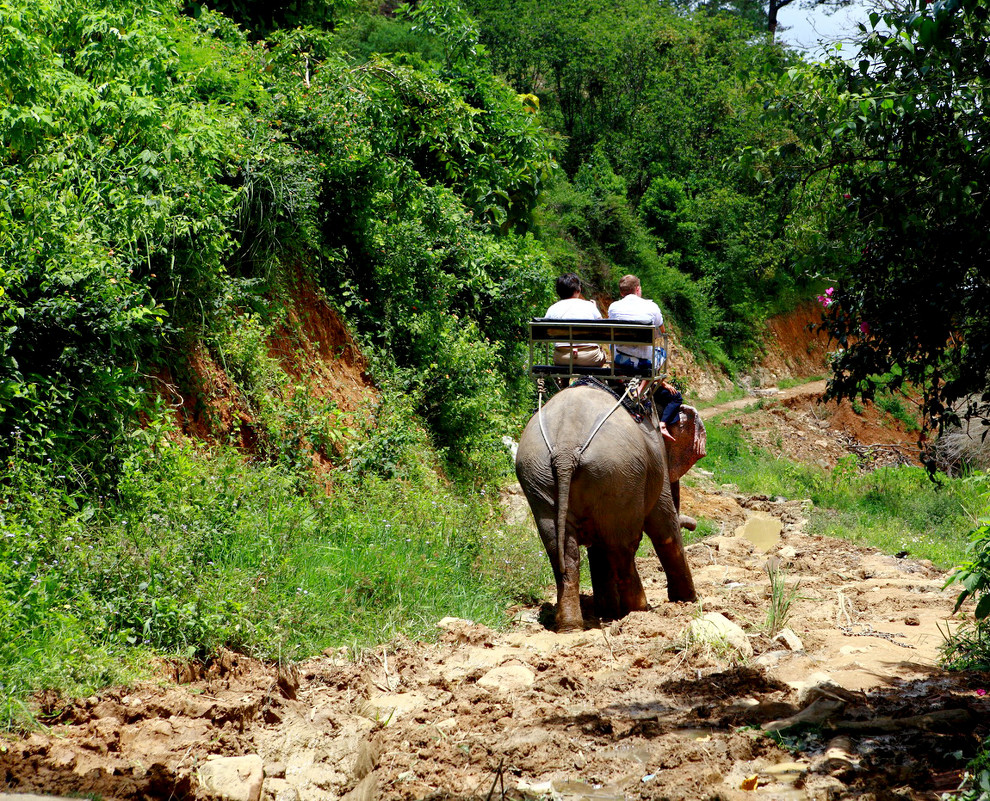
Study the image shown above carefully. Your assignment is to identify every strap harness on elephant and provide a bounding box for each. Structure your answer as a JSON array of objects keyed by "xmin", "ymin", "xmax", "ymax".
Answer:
[{"xmin": 535, "ymin": 376, "xmax": 651, "ymax": 575}]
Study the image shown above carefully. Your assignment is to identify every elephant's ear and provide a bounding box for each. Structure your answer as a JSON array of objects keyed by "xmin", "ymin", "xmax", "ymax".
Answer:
[{"xmin": 667, "ymin": 405, "xmax": 707, "ymax": 483}]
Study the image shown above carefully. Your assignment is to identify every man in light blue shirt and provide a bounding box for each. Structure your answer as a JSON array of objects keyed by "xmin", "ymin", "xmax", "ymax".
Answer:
[{"xmin": 608, "ymin": 274, "xmax": 679, "ymax": 441}]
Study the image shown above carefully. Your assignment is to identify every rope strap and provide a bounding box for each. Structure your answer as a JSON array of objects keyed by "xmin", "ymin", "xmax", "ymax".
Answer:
[
  {"xmin": 536, "ymin": 378, "xmax": 553, "ymax": 454},
  {"xmin": 578, "ymin": 378, "xmax": 637, "ymax": 454},
  {"xmin": 537, "ymin": 377, "xmax": 641, "ymax": 457}
]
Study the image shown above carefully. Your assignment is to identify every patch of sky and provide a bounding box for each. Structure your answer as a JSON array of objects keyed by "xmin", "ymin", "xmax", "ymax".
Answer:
[{"xmin": 777, "ymin": 0, "xmax": 878, "ymax": 58}]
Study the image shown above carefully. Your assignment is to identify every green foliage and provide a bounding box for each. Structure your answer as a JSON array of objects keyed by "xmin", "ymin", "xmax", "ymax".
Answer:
[
  {"xmin": 399, "ymin": 0, "xmax": 484, "ymax": 69},
  {"xmin": 766, "ymin": 726, "xmax": 824, "ymax": 754},
  {"xmin": 0, "ymin": 0, "xmax": 560, "ymax": 486},
  {"xmin": 0, "ymin": 0, "xmax": 244, "ymax": 480},
  {"xmin": 183, "ymin": 0, "xmax": 354, "ymax": 37},
  {"xmin": 766, "ymin": 0, "xmax": 990, "ymax": 461},
  {"xmin": 332, "ymin": 14, "xmax": 443, "ymax": 65},
  {"xmin": 206, "ymin": 305, "xmax": 356, "ymax": 471},
  {"xmin": 0, "ymin": 428, "xmax": 548, "ymax": 728},
  {"xmin": 467, "ymin": 0, "xmax": 806, "ymax": 362},
  {"xmin": 944, "ymin": 494, "xmax": 990, "ymax": 671},
  {"xmin": 942, "ymin": 737, "xmax": 990, "ymax": 801},
  {"xmin": 764, "ymin": 559, "xmax": 801, "ymax": 637},
  {"xmin": 0, "ymin": 0, "xmax": 562, "ymax": 728},
  {"xmin": 876, "ymin": 394, "xmax": 920, "ymax": 433},
  {"xmin": 249, "ymin": 14, "xmax": 558, "ymax": 473},
  {"xmin": 536, "ymin": 168, "xmax": 720, "ymax": 360}
]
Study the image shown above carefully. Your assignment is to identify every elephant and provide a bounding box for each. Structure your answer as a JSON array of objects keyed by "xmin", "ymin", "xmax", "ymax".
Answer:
[{"xmin": 515, "ymin": 384, "xmax": 706, "ymax": 631}]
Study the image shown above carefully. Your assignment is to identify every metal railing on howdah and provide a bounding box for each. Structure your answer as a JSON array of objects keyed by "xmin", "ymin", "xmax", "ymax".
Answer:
[{"xmin": 528, "ymin": 318, "xmax": 668, "ymax": 382}]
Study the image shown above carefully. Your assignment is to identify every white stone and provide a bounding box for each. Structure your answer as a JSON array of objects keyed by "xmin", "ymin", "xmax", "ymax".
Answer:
[
  {"xmin": 197, "ymin": 755, "xmax": 264, "ymax": 801},
  {"xmin": 689, "ymin": 612, "xmax": 754, "ymax": 658},
  {"xmin": 477, "ymin": 665, "xmax": 536, "ymax": 692},
  {"xmin": 774, "ymin": 628, "xmax": 805, "ymax": 652}
]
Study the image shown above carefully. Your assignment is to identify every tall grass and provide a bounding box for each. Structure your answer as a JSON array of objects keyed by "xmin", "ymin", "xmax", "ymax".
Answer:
[
  {"xmin": 699, "ymin": 416, "xmax": 988, "ymax": 569},
  {"xmin": 0, "ymin": 437, "xmax": 547, "ymax": 730}
]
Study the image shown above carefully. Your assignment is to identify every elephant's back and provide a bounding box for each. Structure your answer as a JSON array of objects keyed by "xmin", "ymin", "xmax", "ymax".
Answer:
[
  {"xmin": 515, "ymin": 385, "xmax": 664, "ymax": 513},
  {"xmin": 549, "ymin": 385, "xmax": 646, "ymax": 438},
  {"xmin": 521, "ymin": 386, "xmax": 657, "ymax": 469}
]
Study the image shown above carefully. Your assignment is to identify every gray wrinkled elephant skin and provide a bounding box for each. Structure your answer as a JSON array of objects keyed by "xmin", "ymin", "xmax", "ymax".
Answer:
[{"xmin": 515, "ymin": 385, "xmax": 705, "ymax": 632}]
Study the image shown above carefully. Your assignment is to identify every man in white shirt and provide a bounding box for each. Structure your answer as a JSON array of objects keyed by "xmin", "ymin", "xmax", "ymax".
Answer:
[
  {"xmin": 544, "ymin": 273, "xmax": 608, "ymax": 367},
  {"xmin": 607, "ymin": 274, "xmax": 666, "ymax": 369},
  {"xmin": 608, "ymin": 274, "xmax": 679, "ymax": 441}
]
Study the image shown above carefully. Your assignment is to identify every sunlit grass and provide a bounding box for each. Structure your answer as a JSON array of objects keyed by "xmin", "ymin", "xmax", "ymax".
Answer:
[
  {"xmin": 693, "ymin": 385, "xmax": 747, "ymax": 410},
  {"xmin": 697, "ymin": 417, "xmax": 986, "ymax": 569},
  {"xmin": 778, "ymin": 375, "xmax": 826, "ymax": 390},
  {"xmin": 0, "ymin": 443, "xmax": 548, "ymax": 729}
]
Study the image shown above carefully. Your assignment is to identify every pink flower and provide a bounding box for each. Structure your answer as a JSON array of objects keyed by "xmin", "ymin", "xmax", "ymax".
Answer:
[
  {"xmin": 860, "ymin": 321, "xmax": 870, "ymax": 335},
  {"xmin": 977, "ymin": 688, "xmax": 987, "ymax": 697}
]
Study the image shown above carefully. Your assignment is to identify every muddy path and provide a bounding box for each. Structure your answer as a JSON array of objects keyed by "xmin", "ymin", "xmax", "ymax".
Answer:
[
  {"xmin": 1, "ymin": 384, "xmax": 985, "ymax": 801},
  {"xmin": 3, "ymin": 472, "xmax": 988, "ymax": 801},
  {"xmin": 701, "ymin": 381, "xmax": 830, "ymax": 418}
]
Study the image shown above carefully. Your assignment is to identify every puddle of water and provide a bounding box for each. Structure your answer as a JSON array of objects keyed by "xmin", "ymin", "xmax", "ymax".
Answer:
[
  {"xmin": 599, "ymin": 744, "xmax": 652, "ymax": 765},
  {"xmin": 755, "ymin": 760, "xmax": 810, "ymax": 800},
  {"xmin": 669, "ymin": 727, "xmax": 716, "ymax": 741},
  {"xmin": 738, "ymin": 513, "xmax": 782, "ymax": 552},
  {"xmin": 760, "ymin": 760, "xmax": 808, "ymax": 784},
  {"xmin": 551, "ymin": 779, "xmax": 625, "ymax": 801},
  {"xmin": 753, "ymin": 787, "xmax": 807, "ymax": 800}
]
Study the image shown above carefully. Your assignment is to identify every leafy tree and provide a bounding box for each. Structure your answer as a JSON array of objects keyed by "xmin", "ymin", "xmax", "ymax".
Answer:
[
  {"xmin": 0, "ymin": 1, "xmax": 242, "ymax": 475},
  {"xmin": 692, "ymin": 0, "xmax": 851, "ymax": 37},
  {"xmin": 0, "ymin": 0, "xmax": 557, "ymax": 484},
  {"xmin": 767, "ymin": 0, "xmax": 990, "ymax": 464},
  {"xmin": 183, "ymin": 0, "xmax": 357, "ymax": 35},
  {"xmin": 467, "ymin": 0, "xmax": 804, "ymax": 360}
]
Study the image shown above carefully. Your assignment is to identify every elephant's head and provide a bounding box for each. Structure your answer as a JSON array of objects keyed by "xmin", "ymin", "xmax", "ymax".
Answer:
[{"xmin": 666, "ymin": 404, "xmax": 706, "ymax": 483}]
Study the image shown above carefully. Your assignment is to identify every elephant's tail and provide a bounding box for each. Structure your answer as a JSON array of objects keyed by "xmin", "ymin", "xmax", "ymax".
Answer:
[{"xmin": 551, "ymin": 447, "xmax": 581, "ymax": 576}]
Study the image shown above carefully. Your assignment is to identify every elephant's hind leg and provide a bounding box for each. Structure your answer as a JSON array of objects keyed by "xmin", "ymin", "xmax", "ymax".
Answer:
[
  {"xmin": 611, "ymin": 542, "xmax": 648, "ymax": 617},
  {"xmin": 645, "ymin": 497, "xmax": 697, "ymax": 603},
  {"xmin": 588, "ymin": 545, "xmax": 620, "ymax": 621}
]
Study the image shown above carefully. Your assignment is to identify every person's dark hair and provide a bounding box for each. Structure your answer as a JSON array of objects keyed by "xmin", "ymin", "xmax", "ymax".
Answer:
[{"xmin": 555, "ymin": 272, "xmax": 582, "ymax": 300}]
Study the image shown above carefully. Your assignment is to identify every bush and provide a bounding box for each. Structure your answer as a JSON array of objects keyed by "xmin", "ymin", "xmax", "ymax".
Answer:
[
  {"xmin": 943, "ymin": 503, "xmax": 990, "ymax": 671},
  {"xmin": 876, "ymin": 394, "xmax": 920, "ymax": 432},
  {"xmin": 0, "ymin": 424, "xmax": 549, "ymax": 728}
]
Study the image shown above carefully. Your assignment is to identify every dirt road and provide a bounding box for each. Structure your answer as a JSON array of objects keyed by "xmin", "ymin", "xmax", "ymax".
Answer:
[
  {"xmin": 700, "ymin": 381, "xmax": 829, "ymax": 418},
  {"xmin": 3, "ymin": 470, "xmax": 987, "ymax": 801},
  {"xmin": 1, "ymin": 380, "xmax": 984, "ymax": 801}
]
